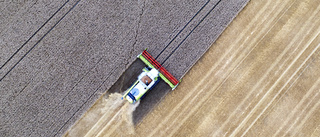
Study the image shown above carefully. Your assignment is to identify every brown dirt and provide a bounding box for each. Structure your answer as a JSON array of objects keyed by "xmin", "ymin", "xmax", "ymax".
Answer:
[
  {"xmin": 65, "ymin": 0, "xmax": 320, "ymax": 136},
  {"xmin": 64, "ymin": 93, "xmax": 139, "ymax": 137}
]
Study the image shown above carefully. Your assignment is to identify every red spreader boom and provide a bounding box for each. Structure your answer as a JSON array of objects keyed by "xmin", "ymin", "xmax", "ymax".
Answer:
[{"xmin": 139, "ymin": 50, "xmax": 179, "ymax": 89}]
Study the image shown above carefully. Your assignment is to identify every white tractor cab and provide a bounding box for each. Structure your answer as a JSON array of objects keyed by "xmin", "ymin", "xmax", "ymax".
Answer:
[{"xmin": 123, "ymin": 67, "xmax": 160, "ymax": 103}]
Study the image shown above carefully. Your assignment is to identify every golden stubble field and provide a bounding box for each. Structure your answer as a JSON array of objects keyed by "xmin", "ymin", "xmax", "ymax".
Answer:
[{"xmin": 65, "ymin": 0, "xmax": 320, "ymax": 136}]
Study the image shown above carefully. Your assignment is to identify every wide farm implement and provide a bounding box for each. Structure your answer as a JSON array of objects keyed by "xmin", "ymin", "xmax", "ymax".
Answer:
[{"xmin": 122, "ymin": 49, "xmax": 179, "ymax": 103}]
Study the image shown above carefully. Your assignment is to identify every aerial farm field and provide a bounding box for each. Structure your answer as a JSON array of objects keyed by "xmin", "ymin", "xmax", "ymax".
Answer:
[
  {"xmin": 1, "ymin": 0, "xmax": 249, "ymax": 136},
  {"xmin": 65, "ymin": 0, "xmax": 320, "ymax": 136}
]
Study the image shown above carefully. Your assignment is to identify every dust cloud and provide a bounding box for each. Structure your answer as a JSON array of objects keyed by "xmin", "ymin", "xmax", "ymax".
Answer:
[{"xmin": 64, "ymin": 93, "xmax": 140, "ymax": 137}]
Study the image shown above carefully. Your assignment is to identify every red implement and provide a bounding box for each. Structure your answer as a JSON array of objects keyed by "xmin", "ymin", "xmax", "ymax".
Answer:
[{"xmin": 141, "ymin": 50, "xmax": 179, "ymax": 85}]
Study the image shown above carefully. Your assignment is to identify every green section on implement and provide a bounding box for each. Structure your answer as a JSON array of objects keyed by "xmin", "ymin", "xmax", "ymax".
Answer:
[
  {"xmin": 138, "ymin": 53, "xmax": 156, "ymax": 69},
  {"xmin": 159, "ymin": 73, "xmax": 175, "ymax": 88}
]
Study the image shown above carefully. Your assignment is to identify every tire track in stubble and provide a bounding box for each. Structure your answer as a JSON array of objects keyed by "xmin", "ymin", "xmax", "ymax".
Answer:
[
  {"xmin": 311, "ymin": 124, "xmax": 320, "ymax": 136},
  {"xmin": 289, "ymin": 92, "xmax": 320, "ymax": 136},
  {"xmin": 273, "ymin": 77, "xmax": 320, "ymax": 136},
  {"xmin": 248, "ymin": 5, "xmax": 320, "ymax": 137},
  {"xmin": 271, "ymin": 9, "xmax": 320, "ymax": 136},
  {"xmin": 237, "ymin": 33, "xmax": 320, "ymax": 137},
  {"xmin": 285, "ymin": 53, "xmax": 320, "ymax": 136},
  {"xmin": 212, "ymin": 1, "xmax": 320, "ymax": 136},
  {"xmin": 212, "ymin": 1, "xmax": 300, "ymax": 135}
]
